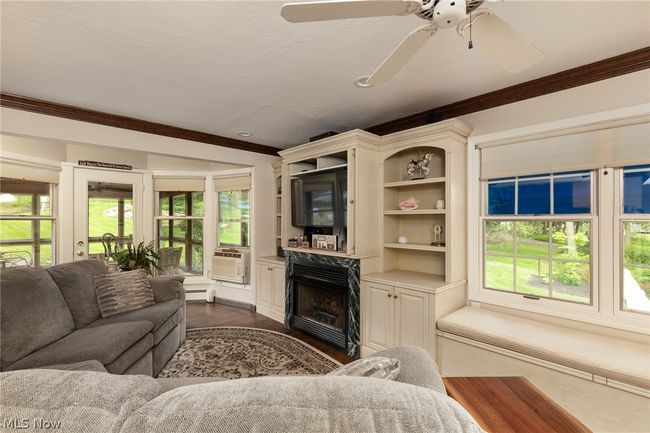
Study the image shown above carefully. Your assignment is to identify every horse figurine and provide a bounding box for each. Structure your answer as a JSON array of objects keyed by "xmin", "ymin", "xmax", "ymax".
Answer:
[{"xmin": 406, "ymin": 153, "xmax": 434, "ymax": 179}]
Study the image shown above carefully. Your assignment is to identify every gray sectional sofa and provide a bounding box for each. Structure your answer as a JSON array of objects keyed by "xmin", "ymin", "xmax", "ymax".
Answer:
[
  {"xmin": 0, "ymin": 347, "xmax": 484, "ymax": 433},
  {"xmin": 0, "ymin": 260, "xmax": 185, "ymax": 376}
]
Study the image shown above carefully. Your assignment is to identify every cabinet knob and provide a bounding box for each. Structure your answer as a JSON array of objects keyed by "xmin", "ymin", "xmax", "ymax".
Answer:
[
  {"xmin": 393, "ymin": 295, "xmax": 399, "ymax": 299},
  {"xmin": 387, "ymin": 293, "xmax": 392, "ymax": 298}
]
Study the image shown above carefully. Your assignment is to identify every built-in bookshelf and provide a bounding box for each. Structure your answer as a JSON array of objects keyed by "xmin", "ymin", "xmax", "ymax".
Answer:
[
  {"xmin": 382, "ymin": 146, "xmax": 448, "ymax": 279},
  {"xmin": 273, "ymin": 163, "xmax": 283, "ymax": 256}
]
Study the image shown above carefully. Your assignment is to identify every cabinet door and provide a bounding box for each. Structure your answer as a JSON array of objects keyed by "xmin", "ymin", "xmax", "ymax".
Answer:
[
  {"xmin": 394, "ymin": 286, "xmax": 430, "ymax": 351},
  {"xmin": 363, "ymin": 282, "xmax": 394, "ymax": 352},
  {"xmin": 271, "ymin": 265, "xmax": 285, "ymax": 313},
  {"xmin": 256, "ymin": 263, "xmax": 273, "ymax": 307}
]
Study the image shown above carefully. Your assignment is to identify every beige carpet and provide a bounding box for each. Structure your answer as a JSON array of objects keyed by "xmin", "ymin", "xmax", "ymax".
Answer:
[{"xmin": 157, "ymin": 327, "xmax": 341, "ymax": 379}]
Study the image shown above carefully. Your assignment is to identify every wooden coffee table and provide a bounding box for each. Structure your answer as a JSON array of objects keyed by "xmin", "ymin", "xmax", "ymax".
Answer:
[{"xmin": 443, "ymin": 377, "xmax": 591, "ymax": 433}]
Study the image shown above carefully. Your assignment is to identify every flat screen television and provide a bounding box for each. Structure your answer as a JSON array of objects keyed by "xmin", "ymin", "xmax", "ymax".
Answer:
[{"xmin": 291, "ymin": 170, "xmax": 347, "ymax": 228}]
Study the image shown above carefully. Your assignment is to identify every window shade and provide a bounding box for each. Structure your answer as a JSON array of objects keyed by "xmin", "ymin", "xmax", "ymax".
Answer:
[
  {"xmin": 0, "ymin": 160, "xmax": 60, "ymax": 184},
  {"xmin": 479, "ymin": 118, "xmax": 650, "ymax": 180},
  {"xmin": 154, "ymin": 177, "xmax": 205, "ymax": 192},
  {"xmin": 213, "ymin": 174, "xmax": 251, "ymax": 192}
]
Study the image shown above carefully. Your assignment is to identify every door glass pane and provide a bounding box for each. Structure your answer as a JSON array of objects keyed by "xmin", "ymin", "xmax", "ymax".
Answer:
[
  {"xmin": 87, "ymin": 182, "xmax": 133, "ymax": 254},
  {"xmin": 622, "ymin": 222, "xmax": 650, "ymax": 313}
]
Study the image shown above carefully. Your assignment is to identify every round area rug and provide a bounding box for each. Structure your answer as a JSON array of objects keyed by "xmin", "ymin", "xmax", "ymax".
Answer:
[{"xmin": 157, "ymin": 327, "xmax": 341, "ymax": 379}]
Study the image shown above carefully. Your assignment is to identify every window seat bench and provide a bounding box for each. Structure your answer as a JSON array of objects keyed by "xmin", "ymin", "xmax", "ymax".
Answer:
[
  {"xmin": 437, "ymin": 306, "xmax": 650, "ymax": 392},
  {"xmin": 436, "ymin": 306, "xmax": 650, "ymax": 432}
]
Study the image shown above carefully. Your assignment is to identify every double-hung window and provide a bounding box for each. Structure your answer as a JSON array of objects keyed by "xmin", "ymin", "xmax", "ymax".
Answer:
[
  {"xmin": 154, "ymin": 177, "xmax": 205, "ymax": 276},
  {"xmin": 0, "ymin": 178, "xmax": 56, "ymax": 267},
  {"xmin": 483, "ymin": 172, "xmax": 594, "ymax": 305},
  {"xmin": 214, "ymin": 174, "xmax": 251, "ymax": 248},
  {"xmin": 619, "ymin": 165, "xmax": 650, "ymax": 314}
]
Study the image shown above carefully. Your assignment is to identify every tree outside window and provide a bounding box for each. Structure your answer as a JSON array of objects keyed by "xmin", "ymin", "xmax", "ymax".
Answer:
[{"xmin": 218, "ymin": 190, "xmax": 250, "ymax": 248}]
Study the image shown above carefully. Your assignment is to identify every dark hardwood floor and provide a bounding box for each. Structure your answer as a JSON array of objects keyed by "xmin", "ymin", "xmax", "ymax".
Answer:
[{"xmin": 186, "ymin": 301, "xmax": 354, "ymax": 364}]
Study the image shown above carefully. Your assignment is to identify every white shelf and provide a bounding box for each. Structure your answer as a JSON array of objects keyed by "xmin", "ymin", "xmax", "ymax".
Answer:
[
  {"xmin": 384, "ymin": 209, "xmax": 445, "ymax": 215},
  {"xmin": 384, "ymin": 177, "xmax": 445, "ymax": 188},
  {"xmin": 384, "ymin": 242, "xmax": 446, "ymax": 252},
  {"xmin": 362, "ymin": 270, "xmax": 449, "ymax": 293},
  {"xmin": 290, "ymin": 163, "xmax": 347, "ymax": 177}
]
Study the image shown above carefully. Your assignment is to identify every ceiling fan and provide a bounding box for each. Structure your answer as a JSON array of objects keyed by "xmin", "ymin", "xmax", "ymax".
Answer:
[{"xmin": 280, "ymin": 0, "xmax": 543, "ymax": 86}]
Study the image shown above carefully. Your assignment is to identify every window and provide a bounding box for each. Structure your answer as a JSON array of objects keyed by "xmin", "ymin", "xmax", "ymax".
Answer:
[
  {"xmin": 0, "ymin": 178, "xmax": 55, "ymax": 267},
  {"xmin": 156, "ymin": 191, "xmax": 204, "ymax": 275},
  {"xmin": 620, "ymin": 165, "xmax": 650, "ymax": 314},
  {"xmin": 218, "ymin": 190, "xmax": 250, "ymax": 248},
  {"xmin": 483, "ymin": 172, "xmax": 593, "ymax": 305}
]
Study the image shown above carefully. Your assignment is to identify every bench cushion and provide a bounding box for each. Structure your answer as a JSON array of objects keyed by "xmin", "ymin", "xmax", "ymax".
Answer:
[
  {"xmin": 5, "ymin": 321, "xmax": 153, "ymax": 371},
  {"xmin": 0, "ymin": 268, "xmax": 75, "ymax": 370},
  {"xmin": 437, "ymin": 306, "xmax": 650, "ymax": 390}
]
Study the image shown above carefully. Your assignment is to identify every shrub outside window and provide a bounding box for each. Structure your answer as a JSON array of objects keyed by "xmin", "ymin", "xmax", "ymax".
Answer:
[
  {"xmin": 0, "ymin": 178, "xmax": 55, "ymax": 267},
  {"xmin": 483, "ymin": 172, "xmax": 593, "ymax": 305}
]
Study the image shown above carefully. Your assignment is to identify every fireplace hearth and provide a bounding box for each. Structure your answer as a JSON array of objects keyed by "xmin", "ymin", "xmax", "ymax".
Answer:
[{"xmin": 284, "ymin": 251, "xmax": 360, "ymax": 358}]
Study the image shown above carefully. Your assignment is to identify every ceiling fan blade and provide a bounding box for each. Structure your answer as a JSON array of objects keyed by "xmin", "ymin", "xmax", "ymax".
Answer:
[
  {"xmin": 461, "ymin": 10, "xmax": 543, "ymax": 73},
  {"xmin": 365, "ymin": 24, "xmax": 437, "ymax": 86},
  {"xmin": 281, "ymin": 0, "xmax": 420, "ymax": 23}
]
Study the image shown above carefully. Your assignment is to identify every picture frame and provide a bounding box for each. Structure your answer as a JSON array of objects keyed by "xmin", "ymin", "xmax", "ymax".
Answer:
[{"xmin": 312, "ymin": 234, "xmax": 338, "ymax": 251}]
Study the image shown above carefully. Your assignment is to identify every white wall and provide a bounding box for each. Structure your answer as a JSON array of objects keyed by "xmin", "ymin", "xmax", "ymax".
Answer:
[{"xmin": 0, "ymin": 107, "xmax": 280, "ymax": 304}]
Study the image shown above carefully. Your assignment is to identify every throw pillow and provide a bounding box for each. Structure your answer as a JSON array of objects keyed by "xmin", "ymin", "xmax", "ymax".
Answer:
[
  {"xmin": 326, "ymin": 357, "xmax": 400, "ymax": 380},
  {"xmin": 94, "ymin": 270, "xmax": 155, "ymax": 318}
]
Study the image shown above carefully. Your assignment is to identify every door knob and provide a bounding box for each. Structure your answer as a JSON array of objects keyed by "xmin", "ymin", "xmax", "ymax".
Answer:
[{"xmin": 76, "ymin": 251, "xmax": 84, "ymax": 257}]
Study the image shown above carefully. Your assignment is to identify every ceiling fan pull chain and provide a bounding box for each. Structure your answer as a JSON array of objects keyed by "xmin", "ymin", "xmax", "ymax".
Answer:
[{"xmin": 468, "ymin": 10, "xmax": 473, "ymax": 49}]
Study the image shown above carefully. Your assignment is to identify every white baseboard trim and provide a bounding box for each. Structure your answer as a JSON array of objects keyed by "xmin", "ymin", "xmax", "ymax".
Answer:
[{"xmin": 256, "ymin": 305, "xmax": 284, "ymax": 324}]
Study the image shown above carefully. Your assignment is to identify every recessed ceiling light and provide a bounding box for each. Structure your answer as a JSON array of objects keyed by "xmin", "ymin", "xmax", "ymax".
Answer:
[
  {"xmin": 354, "ymin": 76, "xmax": 373, "ymax": 88},
  {"xmin": 238, "ymin": 132, "xmax": 253, "ymax": 137}
]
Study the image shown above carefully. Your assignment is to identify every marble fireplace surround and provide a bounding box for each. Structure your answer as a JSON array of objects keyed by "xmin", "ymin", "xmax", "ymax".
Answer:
[{"xmin": 284, "ymin": 250, "xmax": 360, "ymax": 358}]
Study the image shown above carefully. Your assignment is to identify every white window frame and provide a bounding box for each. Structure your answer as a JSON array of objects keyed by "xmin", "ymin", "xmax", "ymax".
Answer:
[
  {"xmin": 152, "ymin": 172, "xmax": 213, "ymax": 284},
  {"xmin": 613, "ymin": 166, "xmax": 650, "ymax": 318},
  {"xmin": 480, "ymin": 172, "xmax": 599, "ymax": 314},
  {"xmin": 0, "ymin": 182, "xmax": 58, "ymax": 268},
  {"xmin": 468, "ymin": 109, "xmax": 650, "ymax": 334}
]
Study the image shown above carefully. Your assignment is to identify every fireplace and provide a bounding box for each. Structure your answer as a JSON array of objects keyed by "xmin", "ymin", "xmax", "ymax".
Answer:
[
  {"xmin": 284, "ymin": 251, "xmax": 360, "ymax": 358},
  {"xmin": 290, "ymin": 263, "xmax": 348, "ymax": 349}
]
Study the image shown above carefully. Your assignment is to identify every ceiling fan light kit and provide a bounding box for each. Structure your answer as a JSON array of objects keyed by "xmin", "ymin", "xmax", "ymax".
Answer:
[{"xmin": 281, "ymin": 0, "xmax": 544, "ymax": 86}]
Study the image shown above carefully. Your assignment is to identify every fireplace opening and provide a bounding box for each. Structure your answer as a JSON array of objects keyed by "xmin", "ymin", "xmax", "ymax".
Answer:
[{"xmin": 289, "ymin": 262, "xmax": 348, "ymax": 349}]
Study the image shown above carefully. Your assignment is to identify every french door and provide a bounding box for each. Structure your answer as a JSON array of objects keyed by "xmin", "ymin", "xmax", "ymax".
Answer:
[{"xmin": 72, "ymin": 168, "xmax": 144, "ymax": 261}]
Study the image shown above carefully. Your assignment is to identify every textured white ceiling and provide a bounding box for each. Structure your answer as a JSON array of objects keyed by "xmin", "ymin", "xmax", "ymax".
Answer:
[{"xmin": 1, "ymin": 1, "xmax": 649, "ymax": 148}]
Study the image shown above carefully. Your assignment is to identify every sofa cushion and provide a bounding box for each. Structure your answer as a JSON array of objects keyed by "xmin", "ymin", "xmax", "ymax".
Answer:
[
  {"xmin": 371, "ymin": 346, "xmax": 447, "ymax": 395},
  {"xmin": 437, "ymin": 306, "xmax": 650, "ymax": 390},
  {"xmin": 0, "ymin": 368, "xmax": 160, "ymax": 433},
  {"xmin": 5, "ymin": 321, "xmax": 153, "ymax": 371},
  {"xmin": 86, "ymin": 300, "xmax": 183, "ymax": 345},
  {"xmin": 95, "ymin": 269, "xmax": 155, "ymax": 318},
  {"xmin": 0, "ymin": 267, "xmax": 75, "ymax": 370},
  {"xmin": 46, "ymin": 259, "xmax": 107, "ymax": 328},
  {"xmin": 121, "ymin": 376, "xmax": 484, "ymax": 433}
]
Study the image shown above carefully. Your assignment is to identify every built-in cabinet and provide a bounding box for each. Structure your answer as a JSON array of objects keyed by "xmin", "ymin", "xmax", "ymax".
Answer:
[
  {"xmin": 255, "ymin": 256, "xmax": 285, "ymax": 323},
  {"xmin": 273, "ymin": 120, "xmax": 471, "ymax": 359}
]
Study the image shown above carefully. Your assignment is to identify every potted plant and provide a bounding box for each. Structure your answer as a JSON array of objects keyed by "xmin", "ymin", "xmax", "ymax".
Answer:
[{"xmin": 112, "ymin": 241, "xmax": 161, "ymax": 274}]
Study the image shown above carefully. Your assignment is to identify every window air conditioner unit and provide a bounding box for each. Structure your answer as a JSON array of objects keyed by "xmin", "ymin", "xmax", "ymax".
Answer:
[{"xmin": 211, "ymin": 249, "xmax": 250, "ymax": 284}]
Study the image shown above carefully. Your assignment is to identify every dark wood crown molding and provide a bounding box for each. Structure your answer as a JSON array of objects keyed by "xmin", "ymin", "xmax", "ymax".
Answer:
[
  {"xmin": 367, "ymin": 47, "xmax": 650, "ymax": 136},
  {"xmin": 0, "ymin": 93, "xmax": 281, "ymax": 156}
]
